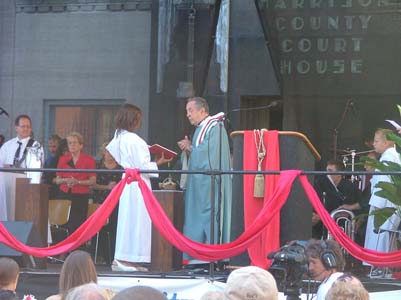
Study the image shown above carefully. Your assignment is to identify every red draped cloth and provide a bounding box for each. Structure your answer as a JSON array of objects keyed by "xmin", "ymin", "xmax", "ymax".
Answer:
[
  {"xmin": 243, "ymin": 130, "xmax": 280, "ymax": 268},
  {"xmin": 0, "ymin": 175, "xmax": 124, "ymax": 256},
  {"xmin": 1, "ymin": 169, "xmax": 401, "ymax": 267}
]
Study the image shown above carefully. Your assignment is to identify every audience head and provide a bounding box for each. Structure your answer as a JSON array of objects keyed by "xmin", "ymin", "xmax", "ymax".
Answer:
[
  {"xmin": 326, "ymin": 159, "xmax": 345, "ymax": 172},
  {"xmin": 48, "ymin": 134, "xmax": 62, "ymax": 155},
  {"xmin": 0, "ymin": 134, "xmax": 5, "ymax": 146},
  {"xmin": 374, "ymin": 128, "xmax": 395, "ymax": 154},
  {"xmin": 200, "ymin": 290, "xmax": 224, "ymax": 300},
  {"xmin": 14, "ymin": 114, "xmax": 32, "ymax": 140},
  {"xmin": 306, "ymin": 239, "xmax": 345, "ymax": 281},
  {"xmin": 59, "ymin": 250, "xmax": 97, "ymax": 299},
  {"xmin": 325, "ymin": 281, "xmax": 369, "ymax": 300},
  {"xmin": 334, "ymin": 273, "xmax": 364, "ymax": 288},
  {"xmin": 0, "ymin": 290, "xmax": 18, "ymax": 300},
  {"xmin": 56, "ymin": 138, "xmax": 69, "ymax": 157},
  {"xmin": 223, "ymin": 266, "xmax": 278, "ymax": 300},
  {"xmin": 66, "ymin": 132, "xmax": 84, "ymax": 155},
  {"xmin": 98, "ymin": 142, "xmax": 108, "ymax": 159},
  {"xmin": 115, "ymin": 104, "xmax": 143, "ymax": 133},
  {"xmin": 111, "ymin": 286, "xmax": 167, "ymax": 300},
  {"xmin": 326, "ymin": 159, "xmax": 345, "ymax": 184},
  {"xmin": 98, "ymin": 142, "xmax": 117, "ymax": 166},
  {"xmin": 65, "ymin": 283, "xmax": 108, "ymax": 300},
  {"xmin": 0, "ymin": 257, "xmax": 20, "ymax": 291}
]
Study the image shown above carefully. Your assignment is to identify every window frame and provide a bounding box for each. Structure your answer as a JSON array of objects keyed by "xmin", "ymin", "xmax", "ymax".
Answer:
[{"xmin": 43, "ymin": 99, "xmax": 125, "ymax": 158}]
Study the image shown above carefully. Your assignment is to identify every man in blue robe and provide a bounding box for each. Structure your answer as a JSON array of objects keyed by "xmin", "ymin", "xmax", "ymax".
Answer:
[{"xmin": 178, "ymin": 97, "xmax": 232, "ymax": 264}]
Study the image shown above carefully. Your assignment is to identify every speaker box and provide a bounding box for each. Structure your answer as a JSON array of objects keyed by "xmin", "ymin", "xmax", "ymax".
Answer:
[{"xmin": 0, "ymin": 221, "xmax": 45, "ymax": 269}]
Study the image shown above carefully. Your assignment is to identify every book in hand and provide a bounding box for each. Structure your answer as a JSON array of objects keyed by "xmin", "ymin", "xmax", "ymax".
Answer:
[{"xmin": 148, "ymin": 144, "xmax": 178, "ymax": 160}]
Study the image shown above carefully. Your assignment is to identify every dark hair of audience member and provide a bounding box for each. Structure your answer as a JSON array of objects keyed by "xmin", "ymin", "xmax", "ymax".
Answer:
[
  {"xmin": 59, "ymin": 250, "xmax": 97, "ymax": 300},
  {"xmin": 306, "ymin": 239, "xmax": 345, "ymax": 271},
  {"xmin": 326, "ymin": 159, "xmax": 345, "ymax": 171},
  {"xmin": 0, "ymin": 290, "xmax": 18, "ymax": 300},
  {"xmin": 111, "ymin": 286, "xmax": 167, "ymax": 300},
  {"xmin": 0, "ymin": 257, "xmax": 19, "ymax": 290},
  {"xmin": 55, "ymin": 138, "xmax": 68, "ymax": 157}
]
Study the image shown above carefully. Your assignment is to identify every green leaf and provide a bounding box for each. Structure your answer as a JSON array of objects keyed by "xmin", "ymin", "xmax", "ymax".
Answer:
[
  {"xmin": 397, "ymin": 104, "xmax": 401, "ymax": 116},
  {"xmin": 360, "ymin": 156, "xmax": 385, "ymax": 170},
  {"xmin": 374, "ymin": 181, "xmax": 401, "ymax": 205},
  {"xmin": 386, "ymin": 132, "xmax": 401, "ymax": 149},
  {"xmin": 370, "ymin": 207, "xmax": 396, "ymax": 229}
]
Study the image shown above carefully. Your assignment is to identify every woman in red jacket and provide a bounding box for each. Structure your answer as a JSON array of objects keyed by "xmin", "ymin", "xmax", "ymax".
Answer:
[{"xmin": 55, "ymin": 132, "xmax": 96, "ymax": 233}]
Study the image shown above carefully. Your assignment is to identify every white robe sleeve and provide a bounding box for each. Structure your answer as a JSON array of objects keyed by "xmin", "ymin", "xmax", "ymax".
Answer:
[{"xmin": 107, "ymin": 130, "xmax": 158, "ymax": 179}]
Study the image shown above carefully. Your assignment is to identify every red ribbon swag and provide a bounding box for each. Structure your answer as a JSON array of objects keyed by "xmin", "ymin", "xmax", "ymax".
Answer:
[{"xmin": 1, "ymin": 168, "xmax": 401, "ymax": 267}]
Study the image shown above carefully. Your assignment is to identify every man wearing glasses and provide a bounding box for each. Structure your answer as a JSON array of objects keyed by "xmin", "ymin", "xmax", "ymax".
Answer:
[
  {"xmin": 0, "ymin": 114, "xmax": 43, "ymax": 220},
  {"xmin": 0, "ymin": 114, "xmax": 36, "ymax": 168}
]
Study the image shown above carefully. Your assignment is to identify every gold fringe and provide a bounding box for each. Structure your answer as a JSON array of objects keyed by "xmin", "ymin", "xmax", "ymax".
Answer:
[{"xmin": 253, "ymin": 174, "xmax": 265, "ymax": 198}]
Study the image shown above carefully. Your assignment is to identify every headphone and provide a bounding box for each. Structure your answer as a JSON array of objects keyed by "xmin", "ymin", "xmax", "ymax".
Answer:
[{"xmin": 319, "ymin": 240, "xmax": 338, "ymax": 270}]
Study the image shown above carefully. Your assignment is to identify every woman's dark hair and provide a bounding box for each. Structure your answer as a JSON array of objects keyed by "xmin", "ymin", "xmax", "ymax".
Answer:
[
  {"xmin": 115, "ymin": 104, "xmax": 142, "ymax": 133},
  {"xmin": 55, "ymin": 138, "xmax": 68, "ymax": 158}
]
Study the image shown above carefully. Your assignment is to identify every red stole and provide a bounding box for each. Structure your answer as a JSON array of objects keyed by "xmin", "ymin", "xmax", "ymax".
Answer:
[{"xmin": 243, "ymin": 130, "xmax": 280, "ymax": 268}]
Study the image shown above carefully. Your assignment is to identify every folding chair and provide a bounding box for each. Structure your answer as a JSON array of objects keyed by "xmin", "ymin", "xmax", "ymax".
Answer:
[
  {"xmin": 48, "ymin": 199, "xmax": 71, "ymax": 263},
  {"xmin": 48, "ymin": 199, "xmax": 71, "ymax": 240},
  {"xmin": 87, "ymin": 203, "xmax": 111, "ymax": 264}
]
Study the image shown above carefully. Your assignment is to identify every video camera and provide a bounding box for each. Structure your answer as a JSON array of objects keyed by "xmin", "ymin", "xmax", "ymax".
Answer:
[{"xmin": 268, "ymin": 241, "xmax": 309, "ymax": 300}]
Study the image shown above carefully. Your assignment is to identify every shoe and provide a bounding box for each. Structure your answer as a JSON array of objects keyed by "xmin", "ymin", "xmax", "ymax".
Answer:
[
  {"xmin": 369, "ymin": 267, "xmax": 385, "ymax": 278},
  {"xmin": 111, "ymin": 260, "xmax": 149, "ymax": 272}
]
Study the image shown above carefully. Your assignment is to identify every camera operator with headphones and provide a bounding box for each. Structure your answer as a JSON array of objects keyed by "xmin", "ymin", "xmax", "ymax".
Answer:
[{"xmin": 306, "ymin": 239, "xmax": 345, "ymax": 300}]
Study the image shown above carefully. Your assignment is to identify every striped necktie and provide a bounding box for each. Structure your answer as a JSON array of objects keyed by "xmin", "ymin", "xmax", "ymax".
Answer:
[{"xmin": 13, "ymin": 141, "xmax": 22, "ymax": 167}]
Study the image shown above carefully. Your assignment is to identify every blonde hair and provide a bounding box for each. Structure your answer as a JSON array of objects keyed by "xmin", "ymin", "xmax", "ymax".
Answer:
[
  {"xmin": 326, "ymin": 281, "xmax": 369, "ymax": 300},
  {"xmin": 65, "ymin": 283, "xmax": 107, "ymax": 300},
  {"xmin": 67, "ymin": 131, "xmax": 84, "ymax": 145},
  {"xmin": 200, "ymin": 290, "xmax": 224, "ymax": 300}
]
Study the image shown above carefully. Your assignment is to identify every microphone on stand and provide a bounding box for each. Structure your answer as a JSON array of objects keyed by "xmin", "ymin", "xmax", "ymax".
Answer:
[{"xmin": 0, "ymin": 106, "xmax": 9, "ymax": 117}]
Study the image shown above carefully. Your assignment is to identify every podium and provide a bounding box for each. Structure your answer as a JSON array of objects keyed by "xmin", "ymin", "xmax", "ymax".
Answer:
[
  {"xmin": 151, "ymin": 190, "xmax": 184, "ymax": 272},
  {"xmin": 230, "ymin": 131, "xmax": 320, "ymax": 265},
  {"xmin": 15, "ymin": 178, "xmax": 48, "ymax": 247},
  {"xmin": 0, "ymin": 177, "xmax": 48, "ymax": 268},
  {"xmin": 0, "ymin": 172, "xmax": 27, "ymax": 221}
]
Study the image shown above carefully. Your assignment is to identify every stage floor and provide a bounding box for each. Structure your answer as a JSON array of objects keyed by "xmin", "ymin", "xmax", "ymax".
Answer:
[{"xmin": 16, "ymin": 262, "xmax": 401, "ymax": 300}]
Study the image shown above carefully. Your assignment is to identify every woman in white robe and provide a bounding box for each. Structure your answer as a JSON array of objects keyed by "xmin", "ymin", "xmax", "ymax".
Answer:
[{"xmin": 107, "ymin": 104, "xmax": 170, "ymax": 271}]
